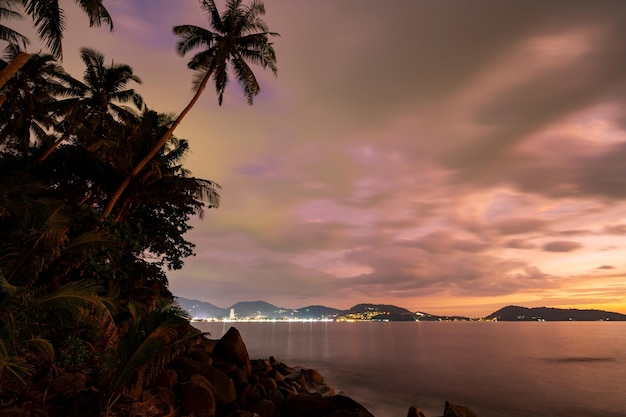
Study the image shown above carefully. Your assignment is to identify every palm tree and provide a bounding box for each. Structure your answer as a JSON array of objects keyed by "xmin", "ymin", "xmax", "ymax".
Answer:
[
  {"xmin": 38, "ymin": 47, "xmax": 144, "ymax": 162},
  {"xmin": 0, "ymin": 0, "xmax": 113, "ymax": 91},
  {"xmin": 101, "ymin": 0, "xmax": 278, "ymax": 218},
  {"xmin": 0, "ymin": 48, "xmax": 75, "ymax": 158},
  {"xmin": 0, "ymin": 0, "xmax": 29, "ymax": 49},
  {"xmin": 0, "ymin": 1, "xmax": 30, "ymax": 105},
  {"xmin": 111, "ymin": 110, "xmax": 220, "ymax": 222},
  {"xmin": 20, "ymin": 0, "xmax": 112, "ymax": 59}
]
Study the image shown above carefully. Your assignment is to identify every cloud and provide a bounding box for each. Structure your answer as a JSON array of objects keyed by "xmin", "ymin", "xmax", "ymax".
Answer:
[
  {"xmin": 542, "ymin": 241, "xmax": 583, "ymax": 252},
  {"xmin": 505, "ymin": 239, "xmax": 536, "ymax": 250},
  {"xmin": 404, "ymin": 230, "xmax": 489, "ymax": 254},
  {"xmin": 489, "ymin": 218, "xmax": 548, "ymax": 235},
  {"xmin": 38, "ymin": 0, "xmax": 626, "ymax": 315}
]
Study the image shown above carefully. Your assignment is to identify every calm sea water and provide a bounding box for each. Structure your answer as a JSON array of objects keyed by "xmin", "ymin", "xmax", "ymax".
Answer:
[{"xmin": 192, "ymin": 321, "xmax": 626, "ymax": 417}]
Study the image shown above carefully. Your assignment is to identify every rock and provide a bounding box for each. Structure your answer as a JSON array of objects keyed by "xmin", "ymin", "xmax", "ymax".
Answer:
[
  {"xmin": 305, "ymin": 382, "xmax": 335, "ymax": 397},
  {"xmin": 284, "ymin": 371, "xmax": 306, "ymax": 389},
  {"xmin": 212, "ymin": 327, "xmax": 252, "ymax": 374},
  {"xmin": 230, "ymin": 367, "xmax": 248, "ymax": 387},
  {"xmin": 272, "ymin": 361, "xmax": 298, "ymax": 376},
  {"xmin": 188, "ymin": 346, "xmax": 213, "ymax": 365},
  {"xmin": 248, "ymin": 398, "xmax": 278, "ymax": 417},
  {"xmin": 326, "ymin": 411, "xmax": 375, "ymax": 417},
  {"xmin": 407, "ymin": 406, "xmax": 427, "ymax": 417},
  {"xmin": 443, "ymin": 401, "xmax": 479, "ymax": 417},
  {"xmin": 180, "ymin": 375, "xmax": 217, "ymax": 417},
  {"xmin": 206, "ymin": 367, "xmax": 237, "ymax": 407},
  {"xmin": 260, "ymin": 376, "xmax": 278, "ymax": 392},
  {"xmin": 265, "ymin": 388, "xmax": 285, "ymax": 407},
  {"xmin": 281, "ymin": 394, "xmax": 336, "ymax": 417},
  {"xmin": 327, "ymin": 395, "xmax": 374, "ymax": 416},
  {"xmin": 251, "ymin": 358, "xmax": 272, "ymax": 374},
  {"xmin": 213, "ymin": 361, "xmax": 238, "ymax": 374},
  {"xmin": 267, "ymin": 368, "xmax": 284, "ymax": 382},
  {"xmin": 173, "ymin": 357, "xmax": 237, "ymax": 406},
  {"xmin": 303, "ymin": 368, "xmax": 325, "ymax": 384},
  {"xmin": 238, "ymin": 383, "xmax": 263, "ymax": 409}
]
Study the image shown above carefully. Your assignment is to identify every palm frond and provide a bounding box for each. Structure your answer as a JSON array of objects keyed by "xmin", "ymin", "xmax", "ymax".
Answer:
[
  {"xmin": 0, "ymin": 340, "xmax": 35, "ymax": 385},
  {"xmin": 231, "ymin": 55, "xmax": 259, "ymax": 104},
  {"xmin": 75, "ymin": 0, "xmax": 113, "ymax": 30},
  {"xmin": 200, "ymin": 0, "xmax": 224, "ymax": 34},
  {"xmin": 106, "ymin": 304, "xmax": 200, "ymax": 395},
  {"xmin": 173, "ymin": 25, "xmax": 215, "ymax": 57},
  {"xmin": 22, "ymin": 0, "xmax": 65, "ymax": 58}
]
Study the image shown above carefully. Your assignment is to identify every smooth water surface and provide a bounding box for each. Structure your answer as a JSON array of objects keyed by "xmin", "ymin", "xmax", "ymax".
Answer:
[{"xmin": 193, "ymin": 321, "xmax": 626, "ymax": 417}]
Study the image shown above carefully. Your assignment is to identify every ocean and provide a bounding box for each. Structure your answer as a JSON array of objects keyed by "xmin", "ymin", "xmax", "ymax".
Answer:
[{"xmin": 192, "ymin": 321, "xmax": 626, "ymax": 417}]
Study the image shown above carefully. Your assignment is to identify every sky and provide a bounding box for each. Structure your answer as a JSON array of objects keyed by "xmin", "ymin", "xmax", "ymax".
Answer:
[{"xmin": 10, "ymin": 0, "xmax": 626, "ymax": 316}]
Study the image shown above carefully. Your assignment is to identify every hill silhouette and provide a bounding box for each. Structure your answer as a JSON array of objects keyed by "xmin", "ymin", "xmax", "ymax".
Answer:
[
  {"xmin": 176, "ymin": 297, "xmax": 626, "ymax": 321},
  {"xmin": 485, "ymin": 305, "xmax": 626, "ymax": 321}
]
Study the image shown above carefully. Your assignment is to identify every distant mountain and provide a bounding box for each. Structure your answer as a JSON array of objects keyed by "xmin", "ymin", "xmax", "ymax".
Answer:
[
  {"xmin": 176, "ymin": 297, "xmax": 625, "ymax": 322},
  {"xmin": 292, "ymin": 305, "xmax": 343, "ymax": 320},
  {"xmin": 176, "ymin": 298, "xmax": 341, "ymax": 320},
  {"xmin": 485, "ymin": 305, "xmax": 626, "ymax": 321},
  {"xmin": 176, "ymin": 297, "xmax": 228, "ymax": 319},
  {"xmin": 176, "ymin": 298, "xmax": 423, "ymax": 321},
  {"xmin": 336, "ymin": 303, "xmax": 470, "ymax": 321},
  {"xmin": 337, "ymin": 303, "xmax": 419, "ymax": 321}
]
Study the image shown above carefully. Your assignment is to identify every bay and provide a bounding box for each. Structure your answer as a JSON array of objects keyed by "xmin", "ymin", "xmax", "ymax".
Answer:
[{"xmin": 192, "ymin": 321, "xmax": 626, "ymax": 417}]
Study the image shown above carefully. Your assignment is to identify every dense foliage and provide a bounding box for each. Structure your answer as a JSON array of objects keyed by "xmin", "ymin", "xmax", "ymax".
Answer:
[{"xmin": 0, "ymin": 0, "xmax": 277, "ymax": 415}]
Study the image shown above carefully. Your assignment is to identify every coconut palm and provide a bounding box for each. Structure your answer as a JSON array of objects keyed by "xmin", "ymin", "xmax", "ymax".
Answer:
[
  {"xmin": 38, "ymin": 47, "xmax": 144, "ymax": 162},
  {"xmin": 0, "ymin": 1, "xmax": 30, "ymax": 94},
  {"xmin": 0, "ymin": 0, "xmax": 113, "ymax": 91},
  {"xmin": 102, "ymin": 0, "xmax": 278, "ymax": 218},
  {"xmin": 113, "ymin": 111, "xmax": 220, "ymax": 269},
  {"xmin": 20, "ymin": 0, "xmax": 112, "ymax": 59},
  {"xmin": 0, "ymin": 0, "xmax": 29, "ymax": 49},
  {"xmin": 0, "ymin": 48, "xmax": 76, "ymax": 158}
]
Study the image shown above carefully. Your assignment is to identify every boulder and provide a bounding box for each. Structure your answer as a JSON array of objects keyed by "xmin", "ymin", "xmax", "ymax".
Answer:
[
  {"xmin": 303, "ymin": 368, "xmax": 325, "ymax": 384},
  {"xmin": 248, "ymin": 398, "xmax": 278, "ymax": 417},
  {"xmin": 443, "ymin": 401, "xmax": 479, "ymax": 417},
  {"xmin": 188, "ymin": 346, "xmax": 213, "ymax": 365},
  {"xmin": 180, "ymin": 375, "xmax": 216, "ymax": 417},
  {"xmin": 407, "ymin": 406, "xmax": 427, "ymax": 417},
  {"xmin": 251, "ymin": 358, "xmax": 272, "ymax": 374},
  {"xmin": 260, "ymin": 376, "xmax": 278, "ymax": 392},
  {"xmin": 327, "ymin": 395, "xmax": 374, "ymax": 416},
  {"xmin": 281, "ymin": 394, "xmax": 336, "ymax": 417},
  {"xmin": 212, "ymin": 327, "xmax": 252, "ymax": 374},
  {"xmin": 205, "ymin": 367, "xmax": 237, "ymax": 406},
  {"xmin": 265, "ymin": 388, "xmax": 285, "ymax": 407},
  {"xmin": 173, "ymin": 357, "xmax": 237, "ymax": 406},
  {"xmin": 284, "ymin": 371, "xmax": 306, "ymax": 389}
]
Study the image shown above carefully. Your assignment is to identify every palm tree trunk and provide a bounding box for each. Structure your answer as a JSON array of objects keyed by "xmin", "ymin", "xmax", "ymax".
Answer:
[
  {"xmin": 39, "ymin": 132, "xmax": 70, "ymax": 161},
  {"xmin": 101, "ymin": 70, "xmax": 213, "ymax": 219},
  {"xmin": 0, "ymin": 53, "xmax": 30, "ymax": 106}
]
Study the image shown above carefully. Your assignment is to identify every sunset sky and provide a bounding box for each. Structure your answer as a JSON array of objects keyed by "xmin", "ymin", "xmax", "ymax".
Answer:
[{"xmin": 12, "ymin": 0, "xmax": 626, "ymax": 316}]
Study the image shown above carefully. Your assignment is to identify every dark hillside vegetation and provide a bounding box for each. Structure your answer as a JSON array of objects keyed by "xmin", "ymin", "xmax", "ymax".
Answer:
[{"xmin": 0, "ymin": 0, "xmax": 278, "ymax": 415}]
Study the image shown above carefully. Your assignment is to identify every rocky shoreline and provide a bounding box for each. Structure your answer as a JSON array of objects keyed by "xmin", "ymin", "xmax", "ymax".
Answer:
[
  {"xmin": 146, "ymin": 326, "xmax": 479, "ymax": 417},
  {"xmin": 1, "ymin": 325, "xmax": 479, "ymax": 417}
]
